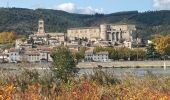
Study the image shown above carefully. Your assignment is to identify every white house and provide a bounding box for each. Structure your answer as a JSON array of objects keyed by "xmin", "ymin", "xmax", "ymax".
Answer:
[
  {"xmin": 39, "ymin": 51, "xmax": 53, "ymax": 62},
  {"xmin": 84, "ymin": 51, "xmax": 93, "ymax": 62},
  {"xmin": 25, "ymin": 51, "xmax": 40, "ymax": 63},
  {"xmin": 93, "ymin": 52, "xmax": 109, "ymax": 62},
  {"xmin": 0, "ymin": 54, "xmax": 8, "ymax": 63},
  {"xmin": 84, "ymin": 51, "xmax": 109, "ymax": 62},
  {"xmin": 8, "ymin": 49, "xmax": 21, "ymax": 63}
]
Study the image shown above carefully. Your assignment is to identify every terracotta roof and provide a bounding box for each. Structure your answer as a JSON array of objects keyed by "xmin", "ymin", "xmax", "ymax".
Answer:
[
  {"xmin": 9, "ymin": 48, "xmax": 19, "ymax": 52},
  {"xmin": 37, "ymin": 46, "xmax": 52, "ymax": 52},
  {"xmin": 25, "ymin": 51, "xmax": 40, "ymax": 56},
  {"xmin": 0, "ymin": 54, "xmax": 8, "ymax": 56},
  {"xmin": 96, "ymin": 51, "xmax": 109, "ymax": 55}
]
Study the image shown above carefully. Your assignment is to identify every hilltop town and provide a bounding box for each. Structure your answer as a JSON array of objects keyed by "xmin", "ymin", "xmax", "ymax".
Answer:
[{"xmin": 0, "ymin": 18, "xmax": 146, "ymax": 63}]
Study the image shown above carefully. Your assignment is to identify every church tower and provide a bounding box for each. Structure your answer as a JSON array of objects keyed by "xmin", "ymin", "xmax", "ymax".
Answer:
[{"xmin": 37, "ymin": 19, "xmax": 45, "ymax": 35}]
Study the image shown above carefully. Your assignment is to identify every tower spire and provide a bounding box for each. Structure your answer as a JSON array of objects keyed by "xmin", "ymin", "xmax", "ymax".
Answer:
[{"xmin": 37, "ymin": 19, "xmax": 45, "ymax": 35}]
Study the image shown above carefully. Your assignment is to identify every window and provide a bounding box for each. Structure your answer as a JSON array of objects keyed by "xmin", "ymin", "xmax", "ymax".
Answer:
[{"xmin": 39, "ymin": 27, "xmax": 43, "ymax": 29}]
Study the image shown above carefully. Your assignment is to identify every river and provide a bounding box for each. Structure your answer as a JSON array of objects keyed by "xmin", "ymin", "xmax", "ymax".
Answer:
[
  {"xmin": 0, "ymin": 67, "xmax": 170, "ymax": 77},
  {"xmin": 79, "ymin": 67, "xmax": 170, "ymax": 76}
]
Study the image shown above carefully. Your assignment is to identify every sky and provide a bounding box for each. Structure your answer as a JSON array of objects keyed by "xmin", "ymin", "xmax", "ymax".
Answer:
[{"xmin": 0, "ymin": 0, "xmax": 170, "ymax": 14}]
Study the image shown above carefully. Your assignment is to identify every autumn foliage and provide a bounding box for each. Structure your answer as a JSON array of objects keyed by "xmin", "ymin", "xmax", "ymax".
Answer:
[
  {"xmin": 0, "ymin": 70, "xmax": 170, "ymax": 100},
  {"xmin": 152, "ymin": 35, "xmax": 170, "ymax": 56},
  {"xmin": 0, "ymin": 32, "xmax": 16, "ymax": 44}
]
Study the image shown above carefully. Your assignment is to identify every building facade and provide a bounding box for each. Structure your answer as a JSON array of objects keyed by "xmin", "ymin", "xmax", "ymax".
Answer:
[
  {"xmin": 8, "ymin": 49, "xmax": 21, "ymax": 63},
  {"xmin": 67, "ymin": 27, "xmax": 100, "ymax": 41},
  {"xmin": 84, "ymin": 51, "xmax": 109, "ymax": 62},
  {"xmin": 67, "ymin": 24, "xmax": 136, "ymax": 42}
]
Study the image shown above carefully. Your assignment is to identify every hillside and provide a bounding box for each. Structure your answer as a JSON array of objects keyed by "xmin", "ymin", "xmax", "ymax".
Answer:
[{"xmin": 1, "ymin": 8, "xmax": 170, "ymax": 38}]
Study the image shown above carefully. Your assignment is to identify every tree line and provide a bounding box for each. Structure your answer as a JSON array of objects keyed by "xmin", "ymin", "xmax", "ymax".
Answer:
[{"xmin": 93, "ymin": 46, "xmax": 146, "ymax": 61}]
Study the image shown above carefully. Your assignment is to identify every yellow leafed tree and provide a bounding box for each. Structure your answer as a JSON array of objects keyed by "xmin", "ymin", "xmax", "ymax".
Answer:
[
  {"xmin": 0, "ymin": 32, "xmax": 16, "ymax": 44},
  {"xmin": 153, "ymin": 35, "xmax": 170, "ymax": 56}
]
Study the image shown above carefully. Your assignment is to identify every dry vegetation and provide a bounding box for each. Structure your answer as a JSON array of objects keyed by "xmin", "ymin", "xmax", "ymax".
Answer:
[{"xmin": 0, "ymin": 69, "xmax": 169, "ymax": 100}]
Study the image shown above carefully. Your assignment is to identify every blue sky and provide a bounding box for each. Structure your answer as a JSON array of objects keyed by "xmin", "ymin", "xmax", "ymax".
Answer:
[{"xmin": 0, "ymin": 0, "xmax": 169, "ymax": 14}]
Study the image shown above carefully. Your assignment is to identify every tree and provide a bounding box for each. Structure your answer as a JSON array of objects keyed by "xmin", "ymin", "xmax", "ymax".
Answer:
[
  {"xmin": 93, "ymin": 46, "xmax": 106, "ymax": 53},
  {"xmin": 117, "ymin": 48, "xmax": 131, "ymax": 60},
  {"xmin": 152, "ymin": 35, "xmax": 170, "ymax": 56},
  {"xmin": 146, "ymin": 43, "xmax": 160, "ymax": 60},
  {"xmin": 110, "ymin": 49, "xmax": 119, "ymax": 60},
  {"xmin": 131, "ymin": 49, "xmax": 146, "ymax": 60},
  {"xmin": 0, "ymin": 32, "xmax": 16, "ymax": 44},
  {"xmin": 51, "ymin": 46, "xmax": 79, "ymax": 83}
]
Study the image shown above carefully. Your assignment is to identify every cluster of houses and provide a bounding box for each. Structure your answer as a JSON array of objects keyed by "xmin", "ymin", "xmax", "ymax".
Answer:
[
  {"xmin": 0, "ymin": 46, "xmax": 53, "ymax": 63},
  {"xmin": 0, "ymin": 46, "xmax": 110, "ymax": 63},
  {"xmin": 0, "ymin": 19, "xmax": 141, "ymax": 63}
]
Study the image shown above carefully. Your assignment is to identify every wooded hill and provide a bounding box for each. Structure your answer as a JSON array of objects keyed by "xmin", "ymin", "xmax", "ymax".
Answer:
[{"xmin": 1, "ymin": 8, "xmax": 170, "ymax": 38}]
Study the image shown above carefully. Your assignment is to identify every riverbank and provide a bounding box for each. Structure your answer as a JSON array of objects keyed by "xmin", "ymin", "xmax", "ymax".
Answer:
[
  {"xmin": 0, "ymin": 61, "xmax": 170, "ymax": 69},
  {"xmin": 78, "ymin": 61, "xmax": 170, "ymax": 68}
]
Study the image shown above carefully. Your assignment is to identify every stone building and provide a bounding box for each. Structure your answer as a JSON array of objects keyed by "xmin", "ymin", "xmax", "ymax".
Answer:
[
  {"xmin": 67, "ymin": 24, "xmax": 136, "ymax": 42},
  {"xmin": 29, "ymin": 19, "xmax": 65, "ymax": 44},
  {"xmin": 67, "ymin": 27, "xmax": 100, "ymax": 41}
]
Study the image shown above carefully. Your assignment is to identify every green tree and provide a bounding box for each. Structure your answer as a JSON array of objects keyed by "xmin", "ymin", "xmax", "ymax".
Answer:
[
  {"xmin": 51, "ymin": 46, "xmax": 79, "ymax": 83},
  {"xmin": 93, "ymin": 46, "xmax": 106, "ymax": 53},
  {"xmin": 146, "ymin": 43, "xmax": 160, "ymax": 60},
  {"xmin": 131, "ymin": 49, "xmax": 146, "ymax": 60},
  {"xmin": 116, "ymin": 48, "xmax": 131, "ymax": 60},
  {"xmin": 72, "ymin": 46, "xmax": 88, "ymax": 62}
]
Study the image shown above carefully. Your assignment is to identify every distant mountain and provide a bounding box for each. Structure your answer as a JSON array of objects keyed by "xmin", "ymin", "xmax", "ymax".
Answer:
[{"xmin": 1, "ymin": 8, "xmax": 170, "ymax": 38}]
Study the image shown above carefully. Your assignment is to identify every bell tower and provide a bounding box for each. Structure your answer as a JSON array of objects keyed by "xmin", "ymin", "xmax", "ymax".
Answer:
[{"xmin": 37, "ymin": 19, "xmax": 45, "ymax": 35}]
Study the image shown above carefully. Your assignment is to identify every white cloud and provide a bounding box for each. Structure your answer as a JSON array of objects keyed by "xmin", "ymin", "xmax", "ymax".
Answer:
[
  {"xmin": 54, "ymin": 3, "xmax": 76, "ymax": 13},
  {"xmin": 53, "ymin": 3, "xmax": 103, "ymax": 14},
  {"xmin": 153, "ymin": 0, "xmax": 170, "ymax": 10}
]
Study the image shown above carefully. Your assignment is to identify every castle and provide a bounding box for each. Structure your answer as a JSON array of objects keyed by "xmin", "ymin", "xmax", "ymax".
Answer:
[{"xmin": 67, "ymin": 24, "xmax": 136, "ymax": 42}]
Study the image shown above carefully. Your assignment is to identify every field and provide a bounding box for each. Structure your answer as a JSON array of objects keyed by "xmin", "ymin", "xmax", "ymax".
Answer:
[{"xmin": 0, "ymin": 69, "xmax": 170, "ymax": 100}]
